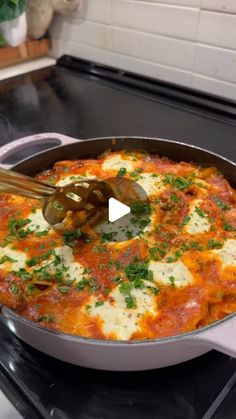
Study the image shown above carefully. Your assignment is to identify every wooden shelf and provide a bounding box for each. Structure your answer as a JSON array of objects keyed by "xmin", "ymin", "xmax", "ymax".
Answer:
[{"xmin": 0, "ymin": 37, "xmax": 50, "ymax": 68}]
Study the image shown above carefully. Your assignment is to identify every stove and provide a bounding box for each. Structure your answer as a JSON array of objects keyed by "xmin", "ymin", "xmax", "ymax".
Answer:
[{"xmin": 0, "ymin": 56, "xmax": 235, "ymax": 419}]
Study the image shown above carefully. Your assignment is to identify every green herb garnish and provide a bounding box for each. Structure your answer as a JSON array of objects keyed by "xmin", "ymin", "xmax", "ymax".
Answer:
[
  {"xmin": 117, "ymin": 167, "xmax": 127, "ymax": 177},
  {"xmin": 14, "ymin": 268, "xmax": 32, "ymax": 281},
  {"xmin": 125, "ymin": 295, "xmax": 136, "ymax": 309},
  {"xmin": 9, "ymin": 283, "xmax": 19, "ymax": 295},
  {"xmin": 195, "ymin": 206, "xmax": 206, "ymax": 218},
  {"xmin": 213, "ymin": 196, "xmax": 230, "ymax": 211},
  {"xmin": 170, "ymin": 194, "xmax": 180, "ymax": 203},
  {"xmin": 169, "ymin": 276, "xmax": 176, "ymax": 287},
  {"xmin": 0, "ymin": 255, "xmax": 17, "ymax": 264},
  {"xmin": 38, "ymin": 314, "xmax": 54, "ymax": 323},
  {"xmin": 180, "ymin": 215, "xmax": 191, "ymax": 226},
  {"xmin": 207, "ymin": 240, "xmax": 223, "ymax": 249},
  {"xmin": 76, "ymin": 278, "xmax": 90, "ymax": 291},
  {"xmin": 223, "ymin": 223, "xmax": 236, "ymax": 231},
  {"xmin": 163, "ymin": 174, "xmax": 194, "ymax": 190},
  {"xmin": 57, "ymin": 286, "xmax": 70, "ymax": 294},
  {"xmin": 8, "ymin": 217, "xmax": 31, "ymax": 238},
  {"xmin": 95, "ymin": 301, "xmax": 104, "ymax": 307},
  {"xmin": 125, "ymin": 259, "xmax": 153, "ymax": 282}
]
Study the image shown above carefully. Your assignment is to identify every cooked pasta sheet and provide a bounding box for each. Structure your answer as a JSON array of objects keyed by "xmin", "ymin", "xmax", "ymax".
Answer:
[{"xmin": 0, "ymin": 150, "xmax": 235, "ymax": 340}]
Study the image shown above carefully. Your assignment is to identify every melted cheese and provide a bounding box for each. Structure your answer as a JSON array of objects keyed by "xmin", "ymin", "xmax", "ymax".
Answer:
[
  {"xmin": 136, "ymin": 173, "xmax": 165, "ymax": 196},
  {"xmin": 27, "ymin": 209, "xmax": 51, "ymax": 233},
  {"xmin": 213, "ymin": 239, "xmax": 236, "ymax": 268},
  {"xmin": 54, "ymin": 246, "xmax": 84, "ymax": 281},
  {"xmin": 85, "ymin": 285, "xmax": 156, "ymax": 340},
  {"xmin": 149, "ymin": 260, "xmax": 194, "ymax": 287},
  {"xmin": 185, "ymin": 199, "xmax": 210, "ymax": 234},
  {"xmin": 0, "ymin": 247, "xmax": 27, "ymax": 271},
  {"xmin": 102, "ymin": 155, "xmax": 134, "ymax": 172},
  {"xmin": 56, "ymin": 174, "xmax": 97, "ymax": 187},
  {"xmin": 34, "ymin": 246, "xmax": 84, "ymax": 282}
]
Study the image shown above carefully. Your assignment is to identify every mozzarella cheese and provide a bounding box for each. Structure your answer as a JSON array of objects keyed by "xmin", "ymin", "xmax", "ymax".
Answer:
[
  {"xmin": 149, "ymin": 260, "xmax": 194, "ymax": 287},
  {"xmin": 85, "ymin": 285, "xmax": 156, "ymax": 340},
  {"xmin": 213, "ymin": 239, "xmax": 236, "ymax": 268},
  {"xmin": 54, "ymin": 246, "xmax": 84, "ymax": 281},
  {"xmin": 56, "ymin": 174, "xmax": 97, "ymax": 187},
  {"xmin": 0, "ymin": 246, "xmax": 27, "ymax": 271},
  {"xmin": 27, "ymin": 209, "xmax": 51, "ymax": 233},
  {"xmin": 185, "ymin": 199, "xmax": 210, "ymax": 234},
  {"xmin": 136, "ymin": 173, "xmax": 165, "ymax": 197},
  {"xmin": 102, "ymin": 155, "xmax": 134, "ymax": 172}
]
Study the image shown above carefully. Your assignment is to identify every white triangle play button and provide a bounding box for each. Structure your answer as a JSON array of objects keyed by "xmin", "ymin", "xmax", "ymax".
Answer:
[{"xmin": 108, "ymin": 197, "xmax": 131, "ymax": 222}]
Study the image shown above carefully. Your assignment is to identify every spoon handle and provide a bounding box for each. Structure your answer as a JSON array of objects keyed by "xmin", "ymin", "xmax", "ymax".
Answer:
[{"xmin": 0, "ymin": 167, "xmax": 56, "ymax": 200}]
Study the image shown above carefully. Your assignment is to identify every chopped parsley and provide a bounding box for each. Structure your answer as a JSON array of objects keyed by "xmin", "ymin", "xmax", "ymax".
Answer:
[
  {"xmin": 8, "ymin": 217, "xmax": 31, "ymax": 238},
  {"xmin": 169, "ymin": 276, "xmax": 176, "ymax": 287},
  {"xmin": 95, "ymin": 301, "xmax": 104, "ymax": 307},
  {"xmin": 35, "ymin": 229, "xmax": 50, "ymax": 237},
  {"xmin": 14, "ymin": 268, "xmax": 32, "ymax": 281},
  {"xmin": 26, "ymin": 284, "xmax": 38, "ymax": 295},
  {"xmin": 125, "ymin": 295, "xmax": 136, "ymax": 309},
  {"xmin": 170, "ymin": 194, "xmax": 180, "ymax": 203},
  {"xmin": 207, "ymin": 240, "xmax": 223, "ymax": 250},
  {"xmin": 57, "ymin": 286, "xmax": 70, "ymax": 294},
  {"xmin": 124, "ymin": 259, "xmax": 153, "ymax": 282},
  {"xmin": 213, "ymin": 196, "xmax": 230, "ymax": 211},
  {"xmin": 130, "ymin": 168, "xmax": 144, "ymax": 181},
  {"xmin": 130, "ymin": 201, "xmax": 151, "ymax": 230},
  {"xmin": 195, "ymin": 206, "xmax": 206, "ymax": 218},
  {"xmin": 223, "ymin": 223, "xmax": 236, "ymax": 231},
  {"xmin": 76, "ymin": 278, "xmax": 90, "ymax": 291},
  {"xmin": 100, "ymin": 232, "xmax": 118, "ymax": 242},
  {"xmin": 149, "ymin": 246, "xmax": 165, "ymax": 260},
  {"xmin": 163, "ymin": 174, "xmax": 194, "ymax": 190},
  {"xmin": 38, "ymin": 314, "xmax": 54, "ymax": 323},
  {"xmin": 9, "ymin": 283, "xmax": 19, "ymax": 295},
  {"xmin": 117, "ymin": 167, "xmax": 127, "ymax": 177},
  {"xmin": 0, "ymin": 255, "xmax": 17, "ymax": 264},
  {"xmin": 119, "ymin": 282, "xmax": 133, "ymax": 295},
  {"xmin": 26, "ymin": 256, "xmax": 40, "ymax": 267},
  {"xmin": 62, "ymin": 229, "xmax": 83, "ymax": 247},
  {"xmin": 53, "ymin": 201, "xmax": 64, "ymax": 211},
  {"xmin": 147, "ymin": 285, "xmax": 160, "ymax": 295},
  {"xmin": 180, "ymin": 215, "xmax": 191, "ymax": 226},
  {"xmin": 112, "ymin": 276, "xmax": 122, "ymax": 283}
]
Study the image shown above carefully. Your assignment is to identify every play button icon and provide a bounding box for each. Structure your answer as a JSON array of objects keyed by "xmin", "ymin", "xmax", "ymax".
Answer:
[
  {"xmin": 90, "ymin": 176, "xmax": 150, "ymax": 242},
  {"xmin": 108, "ymin": 198, "xmax": 130, "ymax": 222}
]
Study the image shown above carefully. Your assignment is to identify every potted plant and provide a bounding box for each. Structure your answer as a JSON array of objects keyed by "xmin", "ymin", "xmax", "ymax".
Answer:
[{"xmin": 0, "ymin": 0, "xmax": 27, "ymax": 47}]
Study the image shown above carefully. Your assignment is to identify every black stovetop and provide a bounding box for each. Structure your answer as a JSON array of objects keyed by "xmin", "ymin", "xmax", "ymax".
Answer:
[{"xmin": 0, "ymin": 56, "xmax": 236, "ymax": 419}]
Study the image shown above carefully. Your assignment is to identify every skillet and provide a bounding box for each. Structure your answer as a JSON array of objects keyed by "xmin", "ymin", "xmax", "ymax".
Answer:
[{"xmin": 0, "ymin": 132, "xmax": 235, "ymax": 371}]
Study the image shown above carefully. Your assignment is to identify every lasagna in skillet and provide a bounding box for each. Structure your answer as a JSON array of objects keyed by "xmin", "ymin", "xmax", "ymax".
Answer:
[{"xmin": 0, "ymin": 150, "xmax": 235, "ymax": 340}]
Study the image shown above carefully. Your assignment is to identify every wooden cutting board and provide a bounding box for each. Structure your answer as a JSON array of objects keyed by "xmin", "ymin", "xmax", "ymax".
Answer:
[{"xmin": 0, "ymin": 37, "xmax": 50, "ymax": 68}]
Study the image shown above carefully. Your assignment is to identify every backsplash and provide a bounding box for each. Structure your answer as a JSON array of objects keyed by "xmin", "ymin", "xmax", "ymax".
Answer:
[{"xmin": 50, "ymin": 0, "xmax": 236, "ymax": 101}]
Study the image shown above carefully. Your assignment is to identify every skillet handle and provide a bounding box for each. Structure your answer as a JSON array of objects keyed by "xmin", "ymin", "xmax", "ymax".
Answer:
[
  {"xmin": 190, "ymin": 316, "xmax": 236, "ymax": 358},
  {"xmin": 0, "ymin": 132, "xmax": 80, "ymax": 169}
]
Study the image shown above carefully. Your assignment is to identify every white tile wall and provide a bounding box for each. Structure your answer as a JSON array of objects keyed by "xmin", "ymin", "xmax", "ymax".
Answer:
[
  {"xmin": 111, "ymin": 1, "xmax": 199, "ymax": 41},
  {"xmin": 112, "ymin": 28, "xmax": 195, "ymax": 70},
  {"xmin": 201, "ymin": 0, "xmax": 236, "ymax": 13},
  {"xmin": 50, "ymin": 0, "xmax": 236, "ymax": 101},
  {"xmin": 195, "ymin": 44, "xmax": 236, "ymax": 84},
  {"xmin": 197, "ymin": 10, "xmax": 236, "ymax": 50},
  {"xmin": 52, "ymin": 38, "xmax": 193, "ymax": 87},
  {"xmin": 192, "ymin": 74, "xmax": 236, "ymax": 101},
  {"xmin": 141, "ymin": 0, "xmax": 200, "ymax": 6}
]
